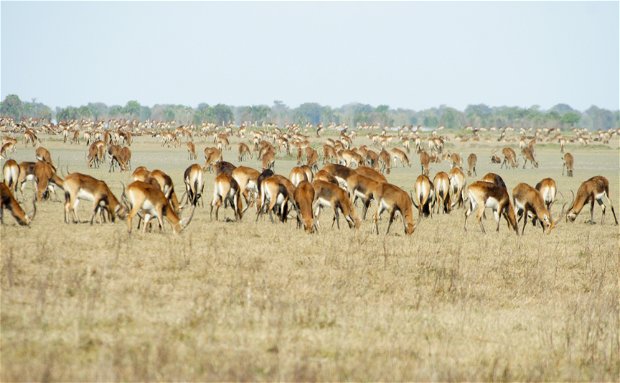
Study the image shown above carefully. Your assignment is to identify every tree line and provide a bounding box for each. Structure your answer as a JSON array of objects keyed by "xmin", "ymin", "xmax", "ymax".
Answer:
[{"xmin": 1, "ymin": 94, "xmax": 618, "ymax": 131}]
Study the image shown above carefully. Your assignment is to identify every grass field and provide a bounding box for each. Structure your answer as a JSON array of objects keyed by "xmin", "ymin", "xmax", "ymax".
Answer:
[{"xmin": 1, "ymin": 132, "xmax": 619, "ymax": 381}]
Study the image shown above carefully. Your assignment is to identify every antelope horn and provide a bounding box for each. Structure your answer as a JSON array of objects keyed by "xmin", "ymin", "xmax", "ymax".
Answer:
[
  {"xmin": 179, "ymin": 190, "xmax": 188, "ymax": 208},
  {"xmin": 410, "ymin": 190, "xmax": 419, "ymax": 208},
  {"xmin": 180, "ymin": 205, "xmax": 196, "ymax": 230}
]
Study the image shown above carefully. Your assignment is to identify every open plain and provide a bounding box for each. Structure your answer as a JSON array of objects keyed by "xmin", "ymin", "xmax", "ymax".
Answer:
[{"xmin": 1, "ymin": 131, "xmax": 619, "ymax": 381}]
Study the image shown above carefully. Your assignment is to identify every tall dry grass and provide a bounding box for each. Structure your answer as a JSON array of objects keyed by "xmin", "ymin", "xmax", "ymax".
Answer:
[{"xmin": 1, "ymin": 133, "xmax": 618, "ymax": 381}]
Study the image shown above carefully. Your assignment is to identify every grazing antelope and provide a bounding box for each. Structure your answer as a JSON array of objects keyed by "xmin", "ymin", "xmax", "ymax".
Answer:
[
  {"xmin": 3, "ymin": 159, "xmax": 20, "ymax": 193},
  {"xmin": 449, "ymin": 167, "xmax": 467, "ymax": 209},
  {"xmin": 501, "ymin": 147, "xmax": 518, "ymax": 169},
  {"xmin": 187, "ymin": 141, "xmax": 197, "ymax": 160},
  {"xmin": 257, "ymin": 175, "xmax": 290, "ymax": 223},
  {"xmin": 390, "ymin": 147, "xmax": 410, "ymax": 167},
  {"xmin": 87, "ymin": 141, "xmax": 106, "ymax": 168},
  {"xmin": 131, "ymin": 166, "xmax": 151, "ymax": 182},
  {"xmin": 261, "ymin": 148, "xmax": 276, "ymax": 171},
  {"xmin": 464, "ymin": 181, "xmax": 518, "ymax": 234},
  {"xmin": 183, "ymin": 164, "xmax": 204, "ymax": 207},
  {"xmin": 238, "ymin": 142, "xmax": 252, "ymax": 162},
  {"xmin": 1, "ymin": 142, "xmax": 16, "ymax": 158},
  {"xmin": 356, "ymin": 166, "xmax": 387, "ymax": 183},
  {"xmin": 412, "ymin": 175, "xmax": 435, "ymax": 218},
  {"xmin": 562, "ymin": 152, "xmax": 574, "ymax": 177},
  {"xmin": 372, "ymin": 182, "xmax": 415, "ymax": 235},
  {"xmin": 535, "ymin": 178, "xmax": 557, "ymax": 212},
  {"xmin": 481, "ymin": 172, "xmax": 507, "ymax": 189},
  {"xmin": 108, "ymin": 145, "xmax": 131, "ymax": 172},
  {"xmin": 289, "ymin": 166, "xmax": 310, "ymax": 187},
  {"xmin": 35, "ymin": 145, "xmax": 53, "ymax": 165},
  {"xmin": 203, "ymin": 147, "xmax": 222, "ymax": 172},
  {"xmin": 18, "ymin": 161, "xmax": 63, "ymax": 201},
  {"xmin": 312, "ymin": 179, "xmax": 360, "ymax": 229},
  {"xmin": 214, "ymin": 161, "xmax": 237, "ymax": 176},
  {"xmin": 378, "ymin": 149, "xmax": 391, "ymax": 174},
  {"xmin": 447, "ymin": 152, "xmax": 462, "ymax": 169},
  {"xmin": 566, "ymin": 176, "xmax": 618, "ymax": 225},
  {"xmin": 124, "ymin": 181, "xmax": 195, "ymax": 234},
  {"xmin": 419, "ymin": 150, "xmax": 431, "ymax": 176},
  {"xmin": 24, "ymin": 129, "xmax": 39, "ymax": 147},
  {"xmin": 148, "ymin": 169, "xmax": 181, "ymax": 214},
  {"xmin": 490, "ymin": 151, "xmax": 502, "ymax": 164},
  {"xmin": 348, "ymin": 173, "xmax": 384, "ymax": 219},
  {"xmin": 467, "ymin": 153, "xmax": 477, "ymax": 176},
  {"xmin": 433, "ymin": 172, "xmax": 451, "ymax": 214},
  {"xmin": 521, "ymin": 146, "xmax": 538, "ymax": 168},
  {"xmin": 322, "ymin": 144, "xmax": 337, "ymax": 164},
  {"xmin": 0, "ymin": 183, "xmax": 36, "ymax": 226},
  {"xmin": 211, "ymin": 173, "xmax": 243, "ymax": 221},
  {"xmin": 512, "ymin": 183, "xmax": 562, "ymax": 234},
  {"xmin": 305, "ymin": 147, "xmax": 319, "ymax": 172},
  {"xmin": 293, "ymin": 180, "xmax": 316, "ymax": 233},
  {"xmin": 231, "ymin": 166, "xmax": 260, "ymax": 208},
  {"xmin": 314, "ymin": 169, "xmax": 339, "ymax": 185},
  {"xmin": 63, "ymin": 173, "xmax": 126, "ymax": 224}
]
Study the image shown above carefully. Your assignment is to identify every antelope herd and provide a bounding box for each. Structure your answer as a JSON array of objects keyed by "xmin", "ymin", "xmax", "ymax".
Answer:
[{"xmin": 1, "ymin": 116, "xmax": 618, "ymax": 237}]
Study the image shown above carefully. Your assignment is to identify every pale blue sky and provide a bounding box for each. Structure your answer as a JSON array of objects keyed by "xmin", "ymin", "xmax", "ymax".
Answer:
[{"xmin": 1, "ymin": 1, "xmax": 618, "ymax": 111}]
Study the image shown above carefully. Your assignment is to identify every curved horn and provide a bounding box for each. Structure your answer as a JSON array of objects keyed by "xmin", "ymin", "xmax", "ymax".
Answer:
[
  {"xmin": 410, "ymin": 190, "xmax": 419, "ymax": 208},
  {"xmin": 180, "ymin": 205, "xmax": 196, "ymax": 230}
]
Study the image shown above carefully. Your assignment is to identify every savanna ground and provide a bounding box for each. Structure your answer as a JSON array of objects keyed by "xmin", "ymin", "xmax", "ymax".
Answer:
[{"xmin": 1, "ymin": 130, "xmax": 619, "ymax": 381}]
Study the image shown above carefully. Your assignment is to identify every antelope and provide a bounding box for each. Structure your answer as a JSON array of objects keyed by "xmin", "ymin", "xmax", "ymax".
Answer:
[
  {"xmin": 187, "ymin": 141, "xmax": 197, "ymax": 160},
  {"xmin": 108, "ymin": 145, "xmax": 131, "ymax": 172},
  {"xmin": 123, "ymin": 181, "xmax": 195, "ymax": 234},
  {"xmin": 35, "ymin": 145, "xmax": 53, "ymax": 165},
  {"xmin": 347, "ymin": 172, "xmax": 384, "ymax": 219},
  {"xmin": 211, "ymin": 173, "xmax": 243, "ymax": 221},
  {"xmin": 24, "ymin": 129, "xmax": 39, "ymax": 147},
  {"xmin": 131, "ymin": 166, "xmax": 151, "ymax": 182},
  {"xmin": 18, "ymin": 161, "xmax": 63, "ymax": 201},
  {"xmin": 433, "ymin": 172, "xmax": 451, "ymax": 214},
  {"xmin": 148, "ymin": 169, "xmax": 181, "ymax": 214},
  {"xmin": 293, "ymin": 180, "xmax": 316, "ymax": 233},
  {"xmin": 419, "ymin": 150, "xmax": 430, "ymax": 176},
  {"xmin": 238, "ymin": 142, "xmax": 252, "ymax": 161},
  {"xmin": 535, "ymin": 178, "xmax": 557, "ymax": 212},
  {"xmin": 356, "ymin": 166, "xmax": 387, "ymax": 183},
  {"xmin": 412, "ymin": 175, "xmax": 434, "ymax": 218},
  {"xmin": 490, "ymin": 151, "xmax": 502, "ymax": 164},
  {"xmin": 566, "ymin": 176, "xmax": 618, "ymax": 225},
  {"xmin": 257, "ymin": 175, "xmax": 290, "ymax": 223},
  {"xmin": 1, "ymin": 142, "xmax": 16, "ymax": 158},
  {"xmin": 314, "ymin": 169, "xmax": 339, "ymax": 185},
  {"xmin": 562, "ymin": 152, "xmax": 574, "ymax": 177},
  {"xmin": 372, "ymin": 182, "xmax": 415, "ymax": 235},
  {"xmin": 559, "ymin": 137, "xmax": 566, "ymax": 153},
  {"xmin": 467, "ymin": 153, "xmax": 477, "ymax": 176},
  {"xmin": 290, "ymin": 166, "xmax": 310, "ymax": 187},
  {"xmin": 378, "ymin": 149, "xmax": 391, "ymax": 174},
  {"xmin": 322, "ymin": 144, "xmax": 337, "ymax": 164},
  {"xmin": 321, "ymin": 163, "xmax": 356, "ymax": 190},
  {"xmin": 63, "ymin": 173, "xmax": 126, "ymax": 224},
  {"xmin": 183, "ymin": 164, "xmax": 204, "ymax": 207},
  {"xmin": 390, "ymin": 147, "xmax": 410, "ymax": 167},
  {"xmin": 481, "ymin": 172, "xmax": 507, "ymax": 190},
  {"xmin": 204, "ymin": 147, "xmax": 222, "ymax": 172},
  {"xmin": 312, "ymin": 179, "xmax": 360, "ymax": 229},
  {"xmin": 512, "ymin": 182, "xmax": 562, "ymax": 234},
  {"xmin": 214, "ymin": 161, "xmax": 236, "ymax": 176},
  {"xmin": 87, "ymin": 141, "xmax": 106, "ymax": 168},
  {"xmin": 521, "ymin": 146, "xmax": 538, "ymax": 168},
  {"xmin": 448, "ymin": 152, "xmax": 462, "ymax": 169},
  {"xmin": 228, "ymin": 166, "xmax": 258, "ymax": 207},
  {"xmin": 501, "ymin": 147, "xmax": 518, "ymax": 169},
  {"xmin": 261, "ymin": 148, "xmax": 276, "ymax": 171},
  {"xmin": 0, "ymin": 183, "xmax": 36, "ymax": 226},
  {"xmin": 464, "ymin": 181, "xmax": 518, "ymax": 234},
  {"xmin": 3, "ymin": 159, "xmax": 20, "ymax": 193},
  {"xmin": 449, "ymin": 167, "xmax": 466, "ymax": 209},
  {"xmin": 305, "ymin": 147, "xmax": 319, "ymax": 172}
]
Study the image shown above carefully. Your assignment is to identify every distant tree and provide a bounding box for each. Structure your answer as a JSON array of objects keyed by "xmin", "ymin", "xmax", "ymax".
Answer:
[
  {"xmin": 123, "ymin": 100, "xmax": 141, "ymax": 118},
  {"xmin": 211, "ymin": 104, "xmax": 233, "ymax": 125},
  {"xmin": 560, "ymin": 111, "xmax": 581, "ymax": 128},
  {"xmin": 294, "ymin": 103, "xmax": 323, "ymax": 125},
  {"xmin": 0, "ymin": 94, "xmax": 24, "ymax": 120}
]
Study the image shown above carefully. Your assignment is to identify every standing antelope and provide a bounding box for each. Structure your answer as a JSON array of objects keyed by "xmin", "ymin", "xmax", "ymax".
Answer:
[
  {"xmin": 378, "ymin": 149, "xmax": 391, "ymax": 174},
  {"xmin": 183, "ymin": 164, "xmax": 204, "ymax": 207},
  {"xmin": 348, "ymin": 173, "xmax": 384, "ymax": 220},
  {"xmin": 124, "ymin": 181, "xmax": 195, "ymax": 234},
  {"xmin": 372, "ymin": 182, "xmax": 415, "ymax": 235},
  {"xmin": 312, "ymin": 179, "xmax": 360, "ymax": 230},
  {"xmin": 187, "ymin": 141, "xmax": 197, "ymax": 160},
  {"xmin": 211, "ymin": 173, "xmax": 243, "ymax": 221},
  {"xmin": 204, "ymin": 147, "xmax": 222, "ymax": 172},
  {"xmin": 35, "ymin": 145, "xmax": 53, "ymax": 165},
  {"xmin": 231, "ymin": 166, "xmax": 260, "ymax": 209},
  {"xmin": 535, "ymin": 178, "xmax": 557, "ymax": 212},
  {"xmin": 293, "ymin": 181, "xmax": 316, "ymax": 233},
  {"xmin": 566, "ymin": 176, "xmax": 618, "ymax": 225},
  {"xmin": 449, "ymin": 167, "xmax": 466, "ymax": 209},
  {"xmin": 433, "ymin": 172, "xmax": 451, "ymax": 214},
  {"xmin": 261, "ymin": 148, "xmax": 276, "ymax": 171},
  {"xmin": 1, "ymin": 183, "xmax": 36, "ymax": 226},
  {"xmin": 512, "ymin": 182, "xmax": 561, "ymax": 234},
  {"xmin": 63, "ymin": 173, "xmax": 126, "ymax": 224},
  {"xmin": 3, "ymin": 159, "xmax": 20, "ymax": 193},
  {"xmin": 238, "ymin": 142, "xmax": 252, "ymax": 162},
  {"xmin": 289, "ymin": 166, "xmax": 310, "ymax": 187},
  {"xmin": 412, "ymin": 174, "xmax": 434, "ymax": 218},
  {"xmin": 390, "ymin": 147, "xmax": 410, "ymax": 167},
  {"xmin": 481, "ymin": 172, "xmax": 507, "ymax": 190},
  {"xmin": 419, "ymin": 150, "xmax": 430, "ymax": 176},
  {"xmin": 467, "ymin": 153, "xmax": 477, "ymax": 176},
  {"xmin": 257, "ymin": 175, "xmax": 290, "ymax": 223},
  {"xmin": 562, "ymin": 153, "xmax": 574, "ymax": 177},
  {"xmin": 464, "ymin": 181, "xmax": 518, "ymax": 234}
]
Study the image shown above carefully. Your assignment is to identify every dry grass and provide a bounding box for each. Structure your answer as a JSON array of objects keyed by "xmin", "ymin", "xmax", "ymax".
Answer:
[{"xmin": 1, "ymin": 133, "xmax": 619, "ymax": 381}]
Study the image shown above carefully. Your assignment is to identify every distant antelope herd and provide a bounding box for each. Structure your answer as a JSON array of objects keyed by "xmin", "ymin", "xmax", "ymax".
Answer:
[{"xmin": 1, "ymin": 117, "xmax": 618, "ymax": 238}]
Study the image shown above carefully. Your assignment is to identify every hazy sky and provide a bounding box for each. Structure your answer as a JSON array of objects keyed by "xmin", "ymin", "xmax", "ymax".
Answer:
[{"xmin": 1, "ymin": 1, "xmax": 618, "ymax": 111}]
